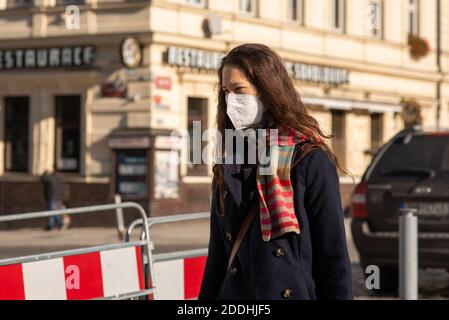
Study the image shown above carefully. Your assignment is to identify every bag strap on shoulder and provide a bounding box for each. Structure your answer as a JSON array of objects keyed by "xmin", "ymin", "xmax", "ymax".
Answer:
[{"xmin": 227, "ymin": 201, "xmax": 258, "ymax": 271}]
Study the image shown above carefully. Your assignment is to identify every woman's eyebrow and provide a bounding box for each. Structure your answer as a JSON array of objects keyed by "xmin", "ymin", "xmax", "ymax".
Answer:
[
  {"xmin": 230, "ymin": 81, "xmax": 247, "ymax": 86},
  {"xmin": 222, "ymin": 82, "xmax": 248, "ymax": 90},
  {"xmin": 224, "ymin": 82, "xmax": 247, "ymax": 89}
]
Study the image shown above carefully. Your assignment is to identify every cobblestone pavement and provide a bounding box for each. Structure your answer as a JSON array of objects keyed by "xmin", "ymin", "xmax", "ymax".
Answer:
[{"xmin": 1, "ymin": 217, "xmax": 448, "ymax": 300}]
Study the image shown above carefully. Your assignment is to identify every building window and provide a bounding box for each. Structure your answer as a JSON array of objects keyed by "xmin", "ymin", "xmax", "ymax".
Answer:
[
  {"xmin": 187, "ymin": 97, "xmax": 208, "ymax": 176},
  {"xmin": 331, "ymin": 0, "xmax": 345, "ymax": 32},
  {"xmin": 4, "ymin": 0, "xmax": 33, "ymax": 9},
  {"xmin": 287, "ymin": 0, "xmax": 304, "ymax": 24},
  {"xmin": 4, "ymin": 97, "xmax": 29, "ymax": 172},
  {"xmin": 186, "ymin": 0, "xmax": 204, "ymax": 7},
  {"xmin": 331, "ymin": 109, "xmax": 346, "ymax": 167},
  {"xmin": 55, "ymin": 96, "xmax": 81, "ymax": 173},
  {"xmin": 368, "ymin": 0, "xmax": 383, "ymax": 38},
  {"xmin": 371, "ymin": 113, "xmax": 384, "ymax": 155},
  {"xmin": 56, "ymin": 0, "xmax": 85, "ymax": 4},
  {"xmin": 407, "ymin": 0, "xmax": 419, "ymax": 36},
  {"xmin": 239, "ymin": 0, "xmax": 256, "ymax": 16}
]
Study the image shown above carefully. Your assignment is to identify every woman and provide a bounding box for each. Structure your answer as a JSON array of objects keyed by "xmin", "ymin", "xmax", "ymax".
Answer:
[{"xmin": 198, "ymin": 43, "xmax": 354, "ymax": 300}]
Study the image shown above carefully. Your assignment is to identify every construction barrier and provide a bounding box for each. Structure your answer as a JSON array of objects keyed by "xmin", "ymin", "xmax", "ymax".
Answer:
[
  {"xmin": 0, "ymin": 203, "xmax": 153, "ymax": 300},
  {"xmin": 0, "ymin": 245, "xmax": 145, "ymax": 300},
  {"xmin": 150, "ymin": 253, "xmax": 207, "ymax": 300},
  {"xmin": 125, "ymin": 212, "xmax": 210, "ymax": 300}
]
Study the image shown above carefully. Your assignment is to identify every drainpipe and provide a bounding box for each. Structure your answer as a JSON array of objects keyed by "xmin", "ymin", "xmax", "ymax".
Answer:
[{"xmin": 436, "ymin": 0, "xmax": 442, "ymax": 129}]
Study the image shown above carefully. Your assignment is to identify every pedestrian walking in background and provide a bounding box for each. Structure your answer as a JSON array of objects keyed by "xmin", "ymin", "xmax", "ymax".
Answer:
[
  {"xmin": 40, "ymin": 167, "xmax": 66, "ymax": 231},
  {"xmin": 198, "ymin": 43, "xmax": 354, "ymax": 300}
]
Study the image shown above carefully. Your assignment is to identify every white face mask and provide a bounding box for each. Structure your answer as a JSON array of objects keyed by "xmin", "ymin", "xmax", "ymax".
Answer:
[{"xmin": 226, "ymin": 93, "xmax": 264, "ymax": 130}]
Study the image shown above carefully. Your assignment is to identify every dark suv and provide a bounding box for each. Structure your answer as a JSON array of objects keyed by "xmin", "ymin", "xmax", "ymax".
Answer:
[{"xmin": 351, "ymin": 126, "xmax": 449, "ymax": 293}]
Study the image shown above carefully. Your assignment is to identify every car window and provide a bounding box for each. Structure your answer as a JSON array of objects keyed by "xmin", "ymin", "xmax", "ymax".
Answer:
[{"xmin": 369, "ymin": 134, "xmax": 449, "ymax": 180}]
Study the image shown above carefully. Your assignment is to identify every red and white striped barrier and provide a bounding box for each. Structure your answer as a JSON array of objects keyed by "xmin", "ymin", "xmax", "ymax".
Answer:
[
  {"xmin": 150, "ymin": 256, "xmax": 207, "ymax": 300},
  {"xmin": 0, "ymin": 246, "xmax": 144, "ymax": 300},
  {"xmin": 0, "ymin": 247, "xmax": 207, "ymax": 300}
]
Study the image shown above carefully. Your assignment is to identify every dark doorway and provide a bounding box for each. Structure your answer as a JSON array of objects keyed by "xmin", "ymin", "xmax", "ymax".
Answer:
[
  {"xmin": 4, "ymin": 97, "xmax": 29, "ymax": 172},
  {"xmin": 55, "ymin": 96, "xmax": 81, "ymax": 173}
]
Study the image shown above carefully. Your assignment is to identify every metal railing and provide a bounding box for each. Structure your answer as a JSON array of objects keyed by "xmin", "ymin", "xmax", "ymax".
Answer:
[{"xmin": 125, "ymin": 211, "xmax": 210, "ymax": 300}]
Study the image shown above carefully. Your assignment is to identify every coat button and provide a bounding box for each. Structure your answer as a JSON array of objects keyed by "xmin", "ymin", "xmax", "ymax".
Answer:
[
  {"xmin": 229, "ymin": 266, "xmax": 238, "ymax": 275},
  {"xmin": 225, "ymin": 232, "xmax": 232, "ymax": 241},
  {"xmin": 223, "ymin": 189, "xmax": 228, "ymax": 199},
  {"xmin": 281, "ymin": 288, "xmax": 293, "ymax": 299},
  {"xmin": 273, "ymin": 247, "xmax": 285, "ymax": 257}
]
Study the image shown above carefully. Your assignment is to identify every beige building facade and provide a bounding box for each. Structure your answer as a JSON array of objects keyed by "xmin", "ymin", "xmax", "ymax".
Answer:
[{"xmin": 0, "ymin": 0, "xmax": 448, "ymax": 224}]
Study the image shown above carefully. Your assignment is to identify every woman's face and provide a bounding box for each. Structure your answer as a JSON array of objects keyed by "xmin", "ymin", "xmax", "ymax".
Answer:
[{"xmin": 221, "ymin": 65, "xmax": 258, "ymax": 96}]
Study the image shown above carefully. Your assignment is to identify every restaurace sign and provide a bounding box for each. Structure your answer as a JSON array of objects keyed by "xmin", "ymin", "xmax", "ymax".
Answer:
[
  {"xmin": 164, "ymin": 46, "xmax": 225, "ymax": 71},
  {"xmin": 164, "ymin": 46, "xmax": 350, "ymax": 86},
  {"xmin": 0, "ymin": 46, "xmax": 95, "ymax": 70}
]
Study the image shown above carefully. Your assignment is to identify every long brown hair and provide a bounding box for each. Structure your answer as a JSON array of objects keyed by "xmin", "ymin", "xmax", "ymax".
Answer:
[{"xmin": 212, "ymin": 43, "xmax": 353, "ymax": 215}]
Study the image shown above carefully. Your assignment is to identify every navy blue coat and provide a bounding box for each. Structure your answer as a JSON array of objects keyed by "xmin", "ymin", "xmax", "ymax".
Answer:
[{"xmin": 198, "ymin": 146, "xmax": 354, "ymax": 300}]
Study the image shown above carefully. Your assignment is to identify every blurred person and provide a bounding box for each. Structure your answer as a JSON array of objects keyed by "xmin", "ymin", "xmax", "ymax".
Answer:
[
  {"xmin": 198, "ymin": 44, "xmax": 354, "ymax": 300},
  {"xmin": 40, "ymin": 166, "xmax": 65, "ymax": 231}
]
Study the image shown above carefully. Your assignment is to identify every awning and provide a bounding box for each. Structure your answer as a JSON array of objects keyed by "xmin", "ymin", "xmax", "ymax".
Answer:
[
  {"xmin": 108, "ymin": 127, "xmax": 177, "ymax": 149},
  {"xmin": 302, "ymin": 96, "xmax": 403, "ymax": 113}
]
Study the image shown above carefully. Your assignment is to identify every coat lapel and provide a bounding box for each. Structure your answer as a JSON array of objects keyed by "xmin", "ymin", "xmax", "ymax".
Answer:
[
  {"xmin": 222, "ymin": 162, "xmax": 259, "ymax": 215},
  {"xmin": 222, "ymin": 163, "xmax": 243, "ymax": 209}
]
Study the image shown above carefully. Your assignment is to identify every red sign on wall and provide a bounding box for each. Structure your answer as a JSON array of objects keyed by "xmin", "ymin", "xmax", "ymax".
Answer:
[{"xmin": 155, "ymin": 76, "xmax": 172, "ymax": 90}]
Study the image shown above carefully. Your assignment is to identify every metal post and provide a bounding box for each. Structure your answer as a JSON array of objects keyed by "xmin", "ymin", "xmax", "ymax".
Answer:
[
  {"xmin": 114, "ymin": 194, "xmax": 125, "ymax": 240},
  {"xmin": 399, "ymin": 207, "xmax": 418, "ymax": 300}
]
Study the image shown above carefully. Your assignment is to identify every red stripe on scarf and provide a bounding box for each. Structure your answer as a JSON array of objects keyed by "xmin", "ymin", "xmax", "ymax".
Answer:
[
  {"xmin": 260, "ymin": 204, "xmax": 295, "ymax": 214},
  {"xmin": 262, "ymin": 221, "xmax": 300, "ymax": 237},
  {"xmin": 266, "ymin": 201, "xmax": 294, "ymax": 211},
  {"xmin": 264, "ymin": 189, "xmax": 294, "ymax": 202},
  {"xmin": 271, "ymin": 221, "xmax": 300, "ymax": 232},
  {"xmin": 260, "ymin": 211, "xmax": 297, "ymax": 225},
  {"xmin": 263, "ymin": 178, "xmax": 292, "ymax": 190},
  {"xmin": 263, "ymin": 202, "xmax": 293, "ymax": 212}
]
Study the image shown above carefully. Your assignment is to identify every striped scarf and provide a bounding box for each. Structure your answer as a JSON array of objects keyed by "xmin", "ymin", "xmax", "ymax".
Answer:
[{"xmin": 256, "ymin": 125, "xmax": 312, "ymax": 242}]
